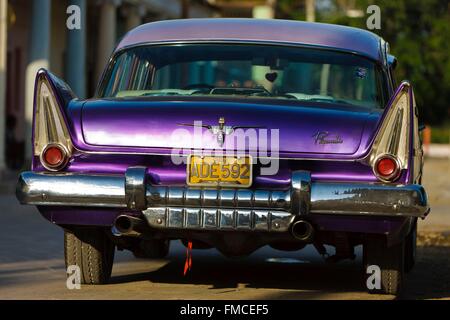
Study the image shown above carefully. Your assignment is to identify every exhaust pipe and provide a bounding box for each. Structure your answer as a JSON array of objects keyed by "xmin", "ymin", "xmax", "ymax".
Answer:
[
  {"xmin": 291, "ymin": 220, "xmax": 314, "ymax": 242},
  {"xmin": 113, "ymin": 215, "xmax": 146, "ymax": 237}
]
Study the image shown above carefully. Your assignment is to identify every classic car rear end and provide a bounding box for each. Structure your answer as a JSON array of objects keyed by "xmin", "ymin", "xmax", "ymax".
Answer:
[{"xmin": 16, "ymin": 19, "xmax": 429, "ymax": 295}]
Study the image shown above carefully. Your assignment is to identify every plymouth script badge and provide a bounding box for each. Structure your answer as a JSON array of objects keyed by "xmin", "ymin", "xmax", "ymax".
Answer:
[{"xmin": 312, "ymin": 131, "xmax": 343, "ymax": 145}]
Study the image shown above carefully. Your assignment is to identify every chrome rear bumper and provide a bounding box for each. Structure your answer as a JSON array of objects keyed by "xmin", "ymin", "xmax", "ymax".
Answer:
[{"xmin": 16, "ymin": 168, "xmax": 430, "ymax": 230}]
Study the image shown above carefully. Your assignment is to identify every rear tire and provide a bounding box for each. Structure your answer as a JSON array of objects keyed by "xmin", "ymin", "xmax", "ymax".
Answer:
[
  {"xmin": 364, "ymin": 238, "xmax": 405, "ymax": 295},
  {"xmin": 404, "ymin": 220, "xmax": 417, "ymax": 273},
  {"xmin": 64, "ymin": 227, "xmax": 115, "ymax": 284}
]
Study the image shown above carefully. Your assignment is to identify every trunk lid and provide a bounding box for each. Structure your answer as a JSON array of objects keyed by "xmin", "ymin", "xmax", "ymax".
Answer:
[{"xmin": 80, "ymin": 99, "xmax": 379, "ymax": 156}]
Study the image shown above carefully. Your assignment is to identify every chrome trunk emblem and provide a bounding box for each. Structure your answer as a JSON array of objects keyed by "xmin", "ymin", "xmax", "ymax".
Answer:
[
  {"xmin": 209, "ymin": 117, "xmax": 233, "ymax": 147},
  {"xmin": 178, "ymin": 117, "xmax": 263, "ymax": 147}
]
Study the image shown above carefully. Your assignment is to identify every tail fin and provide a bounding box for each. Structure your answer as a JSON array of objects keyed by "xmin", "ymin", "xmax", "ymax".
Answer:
[
  {"xmin": 366, "ymin": 81, "xmax": 421, "ymax": 183},
  {"xmin": 32, "ymin": 69, "xmax": 77, "ymax": 170}
]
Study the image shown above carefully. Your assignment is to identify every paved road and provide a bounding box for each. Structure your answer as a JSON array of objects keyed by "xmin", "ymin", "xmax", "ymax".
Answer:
[{"xmin": 0, "ymin": 158, "xmax": 449, "ymax": 300}]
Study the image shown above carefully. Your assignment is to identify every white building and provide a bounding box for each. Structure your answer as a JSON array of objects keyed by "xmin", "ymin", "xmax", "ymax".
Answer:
[{"xmin": 0, "ymin": 0, "xmax": 280, "ymax": 171}]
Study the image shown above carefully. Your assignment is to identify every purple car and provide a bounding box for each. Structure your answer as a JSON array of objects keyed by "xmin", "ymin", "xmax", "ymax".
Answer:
[{"xmin": 17, "ymin": 19, "xmax": 429, "ymax": 295}]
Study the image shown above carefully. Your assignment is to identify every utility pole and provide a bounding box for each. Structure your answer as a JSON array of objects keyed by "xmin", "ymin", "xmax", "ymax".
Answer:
[
  {"xmin": 306, "ymin": 0, "xmax": 315, "ymax": 22},
  {"xmin": 181, "ymin": 0, "xmax": 189, "ymax": 18},
  {"xmin": 0, "ymin": 0, "xmax": 7, "ymax": 172},
  {"xmin": 253, "ymin": 0, "xmax": 276, "ymax": 19}
]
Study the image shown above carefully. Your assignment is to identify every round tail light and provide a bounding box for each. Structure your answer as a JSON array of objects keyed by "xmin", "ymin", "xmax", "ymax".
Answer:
[
  {"xmin": 41, "ymin": 144, "xmax": 68, "ymax": 171},
  {"xmin": 374, "ymin": 155, "xmax": 400, "ymax": 181}
]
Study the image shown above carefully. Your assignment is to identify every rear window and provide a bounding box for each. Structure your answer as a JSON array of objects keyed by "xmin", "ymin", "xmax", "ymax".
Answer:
[{"xmin": 99, "ymin": 43, "xmax": 387, "ymax": 109}]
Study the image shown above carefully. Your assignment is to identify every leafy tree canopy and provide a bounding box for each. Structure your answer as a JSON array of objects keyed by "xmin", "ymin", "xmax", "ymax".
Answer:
[{"xmin": 277, "ymin": 0, "xmax": 450, "ymax": 125}]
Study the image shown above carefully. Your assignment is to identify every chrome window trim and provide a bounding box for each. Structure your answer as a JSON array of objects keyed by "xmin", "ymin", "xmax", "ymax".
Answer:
[{"xmin": 96, "ymin": 40, "xmax": 388, "ymax": 99}]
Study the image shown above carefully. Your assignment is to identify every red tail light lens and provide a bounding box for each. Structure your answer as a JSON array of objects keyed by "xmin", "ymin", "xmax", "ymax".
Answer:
[
  {"xmin": 374, "ymin": 155, "xmax": 400, "ymax": 181},
  {"xmin": 44, "ymin": 146, "xmax": 63, "ymax": 166},
  {"xmin": 377, "ymin": 158, "xmax": 396, "ymax": 176},
  {"xmin": 41, "ymin": 144, "xmax": 67, "ymax": 171}
]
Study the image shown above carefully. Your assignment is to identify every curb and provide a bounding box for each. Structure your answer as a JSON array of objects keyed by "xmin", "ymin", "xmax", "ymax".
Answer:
[{"xmin": 425, "ymin": 144, "xmax": 450, "ymax": 159}]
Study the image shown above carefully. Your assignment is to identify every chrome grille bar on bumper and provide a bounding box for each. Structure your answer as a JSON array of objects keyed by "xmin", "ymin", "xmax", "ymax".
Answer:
[
  {"xmin": 143, "ymin": 207, "xmax": 295, "ymax": 232},
  {"xmin": 16, "ymin": 167, "xmax": 429, "ymax": 218},
  {"xmin": 146, "ymin": 187, "xmax": 291, "ymax": 211}
]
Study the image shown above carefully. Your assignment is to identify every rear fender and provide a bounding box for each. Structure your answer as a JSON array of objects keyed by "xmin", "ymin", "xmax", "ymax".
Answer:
[
  {"xmin": 32, "ymin": 69, "xmax": 77, "ymax": 169},
  {"xmin": 364, "ymin": 81, "xmax": 423, "ymax": 184}
]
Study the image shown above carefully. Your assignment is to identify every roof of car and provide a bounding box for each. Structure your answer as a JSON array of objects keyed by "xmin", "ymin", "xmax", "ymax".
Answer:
[{"xmin": 115, "ymin": 18, "xmax": 384, "ymax": 62}]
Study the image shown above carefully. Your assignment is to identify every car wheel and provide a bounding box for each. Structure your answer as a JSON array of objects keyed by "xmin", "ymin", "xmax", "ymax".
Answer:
[
  {"xmin": 132, "ymin": 239, "xmax": 170, "ymax": 259},
  {"xmin": 64, "ymin": 227, "xmax": 115, "ymax": 284},
  {"xmin": 364, "ymin": 238, "xmax": 405, "ymax": 295},
  {"xmin": 404, "ymin": 219, "xmax": 417, "ymax": 273}
]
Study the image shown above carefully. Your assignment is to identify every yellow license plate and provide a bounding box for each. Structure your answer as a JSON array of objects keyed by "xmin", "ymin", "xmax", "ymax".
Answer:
[{"xmin": 187, "ymin": 155, "xmax": 252, "ymax": 188}]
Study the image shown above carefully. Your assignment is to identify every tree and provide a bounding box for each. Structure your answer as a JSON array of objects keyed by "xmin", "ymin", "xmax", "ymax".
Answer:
[{"xmin": 277, "ymin": 0, "xmax": 450, "ymax": 125}]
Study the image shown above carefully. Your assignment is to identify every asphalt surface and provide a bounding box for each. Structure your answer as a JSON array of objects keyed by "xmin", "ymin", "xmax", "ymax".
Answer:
[{"xmin": 0, "ymin": 158, "xmax": 449, "ymax": 300}]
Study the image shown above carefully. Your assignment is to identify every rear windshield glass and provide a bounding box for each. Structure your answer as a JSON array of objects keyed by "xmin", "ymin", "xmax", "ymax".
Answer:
[{"xmin": 99, "ymin": 44, "xmax": 387, "ymax": 109}]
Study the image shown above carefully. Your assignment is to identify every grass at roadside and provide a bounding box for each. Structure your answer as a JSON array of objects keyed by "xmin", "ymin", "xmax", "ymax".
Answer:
[{"xmin": 430, "ymin": 126, "xmax": 450, "ymax": 144}]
